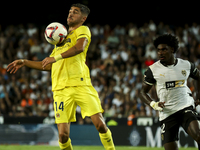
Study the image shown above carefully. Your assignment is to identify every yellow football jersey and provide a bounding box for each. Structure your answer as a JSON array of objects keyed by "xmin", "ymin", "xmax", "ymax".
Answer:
[{"xmin": 50, "ymin": 25, "xmax": 92, "ymax": 91}]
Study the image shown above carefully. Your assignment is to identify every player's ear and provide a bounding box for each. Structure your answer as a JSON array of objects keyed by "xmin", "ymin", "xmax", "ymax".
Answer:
[
  {"xmin": 171, "ymin": 47, "xmax": 174, "ymax": 53},
  {"xmin": 81, "ymin": 16, "xmax": 87, "ymax": 23}
]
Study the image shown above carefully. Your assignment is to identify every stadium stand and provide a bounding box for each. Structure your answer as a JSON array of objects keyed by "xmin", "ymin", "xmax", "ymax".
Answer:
[{"xmin": 0, "ymin": 21, "xmax": 200, "ymax": 124}]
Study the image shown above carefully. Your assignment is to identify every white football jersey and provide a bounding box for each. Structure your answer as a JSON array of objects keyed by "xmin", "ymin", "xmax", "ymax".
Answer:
[{"xmin": 144, "ymin": 58, "xmax": 197, "ymax": 121}]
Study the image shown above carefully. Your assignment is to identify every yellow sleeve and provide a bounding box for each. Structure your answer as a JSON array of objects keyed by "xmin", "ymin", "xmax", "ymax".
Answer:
[{"xmin": 76, "ymin": 26, "xmax": 91, "ymax": 41}]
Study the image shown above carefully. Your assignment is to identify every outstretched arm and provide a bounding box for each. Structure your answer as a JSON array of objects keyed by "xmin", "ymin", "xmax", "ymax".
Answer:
[
  {"xmin": 7, "ymin": 59, "xmax": 51, "ymax": 74},
  {"xmin": 42, "ymin": 38, "xmax": 88, "ymax": 69}
]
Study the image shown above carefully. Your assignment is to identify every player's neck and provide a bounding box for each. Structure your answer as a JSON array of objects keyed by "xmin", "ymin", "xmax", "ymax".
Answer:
[
  {"xmin": 161, "ymin": 56, "xmax": 177, "ymax": 66},
  {"xmin": 68, "ymin": 24, "xmax": 82, "ymax": 33}
]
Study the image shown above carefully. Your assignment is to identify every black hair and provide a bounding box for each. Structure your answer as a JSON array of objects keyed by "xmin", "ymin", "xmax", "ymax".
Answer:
[
  {"xmin": 153, "ymin": 34, "xmax": 179, "ymax": 53},
  {"xmin": 71, "ymin": 3, "xmax": 90, "ymax": 16}
]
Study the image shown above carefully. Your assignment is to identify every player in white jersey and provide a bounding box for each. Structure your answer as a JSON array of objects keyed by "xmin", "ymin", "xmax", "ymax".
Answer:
[{"xmin": 139, "ymin": 34, "xmax": 200, "ymax": 150}]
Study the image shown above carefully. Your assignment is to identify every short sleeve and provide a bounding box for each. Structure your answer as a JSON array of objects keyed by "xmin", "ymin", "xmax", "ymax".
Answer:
[
  {"xmin": 189, "ymin": 62, "xmax": 199, "ymax": 80},
  {"xmin": 144, "ymin": 67, "xmax": 156, "ymax": 85},
  {"xmin": 76, "ymin": 26, "xmax": 91, "ymax": 41}
]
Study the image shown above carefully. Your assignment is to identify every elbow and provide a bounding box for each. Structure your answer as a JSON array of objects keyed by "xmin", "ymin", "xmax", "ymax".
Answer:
[
  {"xmin": 75, "ymin": 46, "xmax": 84, "ymax": 54},
  {"xmin": 139, "ymin": 90, "xmax": 144, "ymax": 97},
  {"xmin": 79, "ymin": 48, "xmax": 84, "ymax": 53},
  {"xmin": 78, "ymin": 46, "xmax": 85, "ymax": 52},
  {"xmin": 77, "ymin": 49, "xmax": 84, "ymax": 54},
  {"xmin": 139, "ymin": 90, "xmax": 146, "ymax": 101}
]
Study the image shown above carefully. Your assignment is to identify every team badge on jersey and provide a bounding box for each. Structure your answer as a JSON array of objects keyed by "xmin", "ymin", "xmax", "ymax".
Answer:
[
  {"xmin": 56, "ymin": 113, "xmax": 60, "ymax": 118},
  {"xmin": 182, "ymin": 70, "xmax": 186, "ymax": 77}
]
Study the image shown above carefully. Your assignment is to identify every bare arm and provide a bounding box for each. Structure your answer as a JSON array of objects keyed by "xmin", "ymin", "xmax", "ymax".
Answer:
[
  {"xmin": 196, "ymin": 70, "xmax": 200, "ymax": 100},
  {"xmin": 139, "ymin": 82, "xmax": 154, "ymax": 106},
  {"xmin": 189, "ymin": 63, "xmax": 200, "ymax": 106},
  {"xmin": 61, "ymin": 38, "xmax": 88, "ymax": 58},
  {"xmin": 7, "ymin": 59, "xmax": 51, "ymax": 74},
  {"xmin": 193, "ymin": 69, "xmax": 200, "ymax": 106},
  {"xmin": 24, "ymin": 60, "xmax": 52, "ymax": 71},
  {"xmin": 139, "ymin": 82, "xmax": 165, "ymax": 109},
  {"xmin": 42, "ymin": 38, "xmax": 88, "ymax": 68}
]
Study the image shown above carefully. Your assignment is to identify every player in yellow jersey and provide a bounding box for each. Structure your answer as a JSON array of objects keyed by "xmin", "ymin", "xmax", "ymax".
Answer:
[{"xmin": 7, "ymin": 3, "xmax": 115, "ymax": 150}]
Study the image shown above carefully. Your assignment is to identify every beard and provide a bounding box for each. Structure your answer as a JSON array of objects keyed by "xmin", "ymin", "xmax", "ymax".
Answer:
[{"xmin": 67, "ymin": 18, "xmax": 80, "ymax": 27}]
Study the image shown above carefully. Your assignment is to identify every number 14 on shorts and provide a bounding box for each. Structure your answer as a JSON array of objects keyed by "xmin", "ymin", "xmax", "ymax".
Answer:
[{"xmin": 55, "ymin": 102, "xmax": 64, "ymax": 111}]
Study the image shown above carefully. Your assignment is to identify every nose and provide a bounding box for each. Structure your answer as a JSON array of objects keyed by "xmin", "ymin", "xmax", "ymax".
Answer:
[{"xmin": 158, "ymin": 50, "xmax": 163, "ymax": 55}]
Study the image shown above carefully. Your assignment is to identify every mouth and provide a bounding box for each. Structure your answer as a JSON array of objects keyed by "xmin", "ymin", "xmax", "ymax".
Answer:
[
  {"xmin": 159, "ymin": 56, "xmax": 165, "ymax": 60},
  {"xmin": 67, "ymin": 17, "xmax": 73, "ymax": 21}
]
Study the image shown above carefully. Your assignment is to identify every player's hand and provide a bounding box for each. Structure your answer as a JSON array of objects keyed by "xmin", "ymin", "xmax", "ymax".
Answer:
[
  {"xmin": 42, "ymin": 57, "xmax": 56, "ymax": 69},
  {"xmin": 7, "ymin": 59, "xmax": 25, "ymax": 74},
  {"xmin": 150, "ymin": 101, "xmax": 165, "ymax": 111},
  {"xmin": 195, "ymin": 99, "xmax": 200, "ymax": 107}
]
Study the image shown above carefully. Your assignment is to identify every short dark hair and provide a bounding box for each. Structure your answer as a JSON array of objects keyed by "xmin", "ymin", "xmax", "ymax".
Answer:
[
  {"xmin": 153, "ymin": 34, "xmax": 179, "ymax": 53},
  {"xmin": 71, "ymin": 3, "xmax": 90, "ymax": 16}
]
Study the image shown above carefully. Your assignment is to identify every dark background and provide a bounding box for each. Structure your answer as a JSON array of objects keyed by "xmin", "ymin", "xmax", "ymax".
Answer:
[{"xmin": 1, "ymin": 0, "xmax": 199, "ymax": 28}]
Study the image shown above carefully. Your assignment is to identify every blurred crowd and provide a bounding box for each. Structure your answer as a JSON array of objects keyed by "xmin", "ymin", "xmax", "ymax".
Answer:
[{"xmin": 0, "ymin": 21, "xmax": 200, "ymax": 125}]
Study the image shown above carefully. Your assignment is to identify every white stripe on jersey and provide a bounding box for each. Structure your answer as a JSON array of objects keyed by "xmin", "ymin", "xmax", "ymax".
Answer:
[{"xmin": 149, "ymin": 58, "xmax": 194, "ymax": 121}]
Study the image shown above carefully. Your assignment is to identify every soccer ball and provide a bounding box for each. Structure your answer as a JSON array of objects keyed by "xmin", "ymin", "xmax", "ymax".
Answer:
[{"xmin": 44, "ymin": 22, "xmax": 67, "ymax": 45}]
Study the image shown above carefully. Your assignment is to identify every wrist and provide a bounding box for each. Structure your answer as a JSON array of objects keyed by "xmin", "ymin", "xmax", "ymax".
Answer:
[
  {"xmin": 150, "ymin": 101, "xmax": 155, "ymax": 107},
  {"xmin": 54, "ymin": 54, "xmax": 63, "ymax": 62},
  {"xmin": 150, "ymin": 101, "xmax": 163, "ymax": 111},
  {"xmin": 21, "ymin": 59, "xmax": 26, "ymax": 65}
]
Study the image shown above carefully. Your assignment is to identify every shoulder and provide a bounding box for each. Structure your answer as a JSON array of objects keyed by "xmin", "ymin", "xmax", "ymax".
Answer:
[
  {"xmin": 75, "ymin": 26, "xmax": 91, "ymax": 40},
  {"xmin": 144, "ymin": 67, "xmax": 156, "ymax": 85},
  {"xmin": 149, "ymin": 60, "xmax": 161, "ymax": 70},
  {"xmin": 177, "ymin": 58, "xmax": 190, "ymax": 66},
  {"xmin": 76, "ymin": 26, "xmax": 91, "ymax": 34},
  {"xmin": 176, "ymin": 58, "xmax": 195, "ymax": 71}
]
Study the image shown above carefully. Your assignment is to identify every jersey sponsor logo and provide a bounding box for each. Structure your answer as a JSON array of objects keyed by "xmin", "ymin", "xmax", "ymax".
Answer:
[{"xmin": 165, "ymin": 80, "xmax": 185, "ymax": 89}]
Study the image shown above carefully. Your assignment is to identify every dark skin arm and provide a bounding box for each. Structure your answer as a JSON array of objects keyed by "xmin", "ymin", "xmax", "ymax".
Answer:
[
  {"xmin": 194, "ymin": 70, "xmax": 200, "ymax": 106},
  {"xmin": 139, "ymin": 82, "xmax": 165, "ymax": 108}
]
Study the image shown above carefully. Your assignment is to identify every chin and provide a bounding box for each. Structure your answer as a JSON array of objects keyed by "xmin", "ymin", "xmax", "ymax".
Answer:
[
  {"xmin": 160, "ymin": 59, "xmax": 166, "ymax": 63},
  {"xmin": 68, "ymin": 22, "xmax": 76, "ymax": 27}
]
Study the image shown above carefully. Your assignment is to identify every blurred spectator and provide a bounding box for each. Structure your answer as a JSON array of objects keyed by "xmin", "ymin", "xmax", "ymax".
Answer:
[
  {"xmin": 27, "ymin": 23, "xmax": 37, "ymax": 37},
  {"xmin": 128, "ymin": 23, "xmax": 139, "ymax": 37},
  {"xmin": 30, "ymin": 39, "xmax": 42, "ymax": 54},
  {"xmin": 145, "ymin": 46, "xmax": 157, "ymax": 60},
  {"xmin": 0, "ymin": 21, "xmax": 200, "ymax": 124},
  {"xmin": 145, "ymin": 56, "xmax": 155, "ymax": 66},
  {"xmin": 149, "ymin": 20, "xmax": 156, "ymax": 32},
  {"xmin": 107, "ymin": 31, "xmax": 119, "ymax": 49}
]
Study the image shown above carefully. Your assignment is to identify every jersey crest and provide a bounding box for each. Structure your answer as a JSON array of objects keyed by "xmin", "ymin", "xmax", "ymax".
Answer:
[{"xmin": 182, "ymin": 70, "xmax": 186, "ymax": 77}]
